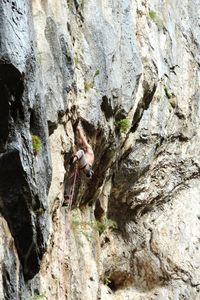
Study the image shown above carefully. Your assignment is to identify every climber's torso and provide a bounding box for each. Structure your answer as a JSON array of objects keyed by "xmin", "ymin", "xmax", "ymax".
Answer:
[{"xmin": 82, "ymin": 145, "xmax": 94, "ymax": 167}]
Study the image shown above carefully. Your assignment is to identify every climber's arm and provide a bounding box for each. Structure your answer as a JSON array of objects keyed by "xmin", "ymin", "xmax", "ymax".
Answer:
[
  {"xmin": 77, "ymin": 125, "xmax": 91, "ymax": 149},
  {"xmin": 76, "ymin": 124, "xmax": 94, "ymax": 166}
]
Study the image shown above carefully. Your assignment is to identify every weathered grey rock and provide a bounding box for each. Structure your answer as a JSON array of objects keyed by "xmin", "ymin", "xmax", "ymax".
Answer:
[
  {"xmin": 0, "ymin": 0, "xmax": 200, "ymax": 299},
  {"xmin": 0, "ymin": 0, "xmax": 52, "ymax": 286}
]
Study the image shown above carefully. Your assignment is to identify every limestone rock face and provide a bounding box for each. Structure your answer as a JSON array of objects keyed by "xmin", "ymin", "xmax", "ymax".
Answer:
[
  {"xmin": 0, "ymin": 0, "xmax": 52, "ymax": 283},
  {"xmin": 0, "ymin": 0, "xmax": 200, "ymax": 299}
]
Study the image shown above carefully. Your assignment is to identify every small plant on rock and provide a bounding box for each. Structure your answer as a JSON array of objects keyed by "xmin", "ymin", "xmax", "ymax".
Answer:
[
  {"xmin": 149, "ymin": 10, "xmax": 163, "ymax": 29},
  {"xmin": 164, "ymin": 86, "xmax": 177, "ymax": 108},
  {"xmin": 93, "ymin": 218, "xmax": 117, "ymax": 235},
  {"xmin": 80, "ymin": 0, "xmax": 88, "ymax": 9},
  {"xmin": 32, "ymin": 135, "xmax": 42, "ymax": 156},
  {"xmin": 84, "ymin": 69, "xmax": 100, "ymax": 92},
  {"xmin": 74, "ymin": 53, "xmax": 80, "ymax": 66},
  {"xmin": 67, "ymin": 0, "xmax": 74, "ymax": 9},
  {"xmin": 104, "ymin": 275, "xmax": 112, "ymax": 286},
  {"xmin": 84, "ymin": 81, "xmax": 94, "ymax": 92},
  {"xmin": 94, "ymin": 69, "xmax": 100, "ymax": 78},
  {"xmin": 164, "ymin": 85, "xmax": 172, "ymax": 99},
  {"xmin": 29, "ymin": 291, "xmax": 47, "ymax": 300},
  {"xmin": 35, "ymin": 207, "xmax": 45, "ymax": 217},
  {"xmin": 155, "ymin": 94, "xmax": 163, "ymax": 102},
  {"xmin": 115, "ymin": 118, "xmax": 131, "ymax": 134}
]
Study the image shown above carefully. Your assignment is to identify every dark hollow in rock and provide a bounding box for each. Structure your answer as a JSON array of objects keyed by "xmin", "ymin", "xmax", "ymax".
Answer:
[
  {"xmin": 0, "ymin": 150, "xmax": 42, "ymax": 280},
  {"xmin": 0, "ymin": 62, "xmax": 24, "ymax": 152}
]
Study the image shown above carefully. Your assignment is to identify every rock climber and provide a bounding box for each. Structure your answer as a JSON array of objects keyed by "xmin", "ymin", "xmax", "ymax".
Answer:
[
  {"xmin": 70, "ymin": 124, "xmax": 94, "ymax": 178},
  {"xmin": 62, "ymin": 123, "xmax": 94, "ymax": 207}
]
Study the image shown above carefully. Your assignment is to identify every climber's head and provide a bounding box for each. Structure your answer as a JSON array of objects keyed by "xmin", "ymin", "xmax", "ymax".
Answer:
[
  {"xmin": 86, "ymin": 169, "xmax": 94, "ymax": 178},
  {"xmin": 82, "ymin": 159, "xmax": 94, "ymax": 179}
]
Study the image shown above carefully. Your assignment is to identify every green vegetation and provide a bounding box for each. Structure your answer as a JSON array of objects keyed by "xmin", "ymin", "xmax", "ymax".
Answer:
[
  {"xmin": 67, "ymin": 0, "xmax": 74, "ymax": 8},
  {"xmin": 74, "ymin": 53, "xmax": 80, "ymax": 66},
  {"xmin": 155, "ymin": 94, "xmax": 163, "ymax": 102},
  {"xmin": 32, "ymin": 135, "xmax": 42, "ymax": 156},
  {"xmin": 93, "ymin": 218, "xmax": 117, "ymax": 235},
  {"xmin": 94, "ymin": 69, "xmax": 100, "ymax": 77},
  {"xmin": 35, "ymin": 207, "xmax": 45, "ymax": 217},
  {"xmin": 80, "ymin": 0, "xmax": 88, "ymax": 9},
  {"xmin": 163, "ymin": 85, "xmax": 177, "ymax": 109},
  {"xmin": 72, "ymin": 219, "xmax": 89, "ymax": 230},
  {"xmin": 155, "ymin": 140, "xmax": 161, "ymax": 150},
  {"xmin": 84, "ymin": 81, "xmax": 94, "ymax": 92},
  {"xmin": 104, "ymin": 275, "xmax": 112, "ymax": 286},
  {"xmin": 71, "ymin": 214, "xmax": 93, "ymax": 243},
  {"xmin": 149, "ymin": 10, "xmax": 163, "ymax": 29},
  {"xmin": 29, "ymin": 292, "xmax": 47, "ymax": 300},
  {"xmin": 164, "ymin": 85, "xmax": 172, "ymax": 99},
  {"xmin": 72, "ymin": 215, "xmax": 117, "ymax": 236},
  {"xmin": 149, "ymin": 10, "xmax": 157, "ymax": 20},
  {"xmin": 115, "ymin": 118, "xmax": 131, "ymax": 134},
  {"xmin": 84, "ymin": 68, "xmax": 100, "ymax": 92}
]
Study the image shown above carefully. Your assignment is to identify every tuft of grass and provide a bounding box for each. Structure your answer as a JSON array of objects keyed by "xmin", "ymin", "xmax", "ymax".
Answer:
[
  {"xmin": 32, "ymin": 135, "xmax": 42, "ymax": 156},
  {"xmin": 80, "ymin": 0, "xmax": 87, "ymax": 9},
  {"xmin": 164, "ymin": 85, "xmax": 172, "ymax": 99},
  {"xmin": 67, "ymin": 0, "xmax": 74, "ymax": 9},
  {"xmin": 84, "ymin": 81, "xmax": 94, "ymax": 92},
  {"xmin": 74, "ymin": 53, "xmax": 80, "ymax": 66},
  {"xmin": 149, "ymin": 10, "xmax": 157, "ymax": 19},
  {"xmin": 156, "ymin": 140, "xmax": 161, "ymax": 149},
  {"xmin": 149, "ymin": 10, "xmax": 163, "ymax": 29},
  {"xmin": 164, "ymin": 86, "xmax": 177, "ymax": 109},
  {"xmin": 93, "ymin": 218, "xmax": 117, "ymax": 235},
  {"xmin": 155, "ymin": 94, "xmax": 163, "ymax": 102},
  {"xmin": 28, "ymin": 291, "xmax": 47, "ymax": 300},
  {"xmin": 35, "ymin": 207, "xmax": 45, "ymax": 217},
  {"xmin": 94, "ymin": 69, "xmax": 100, "ymax": 77},
  {"xmin": 115, "ymin": 118, "xmax": 131, "ymax": 134},
  {"xmin": 72, "ymin": 218, "xmax": 117, "ymax": 235},
  {"xmin": 104, "ymin": 275, "xmax": 112, "ymax": 286},
  {"xmin": 71, "ymin": 212, "xmax": 94, "ymax": 243}
]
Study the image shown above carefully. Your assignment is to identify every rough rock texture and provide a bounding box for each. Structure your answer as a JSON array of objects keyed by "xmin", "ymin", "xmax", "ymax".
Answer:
[
  {"xmin": 0, "ymin": 0, "xmax": 200, "ymax": 299},
  {"xmin": 0, "ymin": 0, "xmax": 51, "ymax": 283}
]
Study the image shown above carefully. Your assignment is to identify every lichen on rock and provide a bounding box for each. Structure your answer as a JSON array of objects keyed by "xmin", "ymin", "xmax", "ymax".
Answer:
[{"xmin": 0, "ymin": 0, "xmax": 200, "ymax": 299}]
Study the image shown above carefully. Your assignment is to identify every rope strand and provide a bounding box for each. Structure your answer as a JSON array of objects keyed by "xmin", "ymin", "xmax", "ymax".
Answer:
[{"xmin": 67, "ymin": 164, "xmax": 78, "ymax": 213}]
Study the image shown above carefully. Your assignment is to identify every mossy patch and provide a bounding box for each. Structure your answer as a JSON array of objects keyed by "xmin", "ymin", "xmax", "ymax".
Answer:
[
  {"xmin": 94, "ymin": 69, "xmax": 100, "ymax": 77},
  {"xmin": 84, "ymin": 81, "xmax": 94, "ymax": 92},
  {"xmin": 74, "ymin": 53, "xmax": 80, "ymax": 66},
  {"xmin": 93, "ymin": 218, "xmax": 117, "ymax": 235},
  {"xmin": 32, "ymin": 135, "xmax": 42, "ymax": 156},
  {"xmin": 115, "ymin": 118, "xmax": 131, "ymax": 134},
  {"xmin": 28, "ymin": 291, "xmax": 47, "ymax": 300},
  {"xmin": 149, "ymin": 10, "xmax": 163, "ymax": 29},
  {"xmin": 163, "ymin": 86, "xmax": 177, "ymax": 109},
  {"xmin": 35, "ymin": 207, "xmax": 45, "ymax": 217},
  {"xmin": 164, "ymin": 85, "xmax": 172, "ymax": 99}
]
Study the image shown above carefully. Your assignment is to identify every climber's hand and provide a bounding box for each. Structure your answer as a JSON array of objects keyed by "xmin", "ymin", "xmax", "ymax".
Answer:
[
  {"xmin": 69, "ymin": 156, "xmax": 78, "ymax": 165},
  {"xmin": 76, "ymin": 125, "xmax": 82, "ymax": 132}
]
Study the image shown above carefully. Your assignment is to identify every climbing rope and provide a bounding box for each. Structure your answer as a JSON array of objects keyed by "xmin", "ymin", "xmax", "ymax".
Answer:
[
  {"xmin": 67, "ymin": 164, "xmax": 78, "ymax": 213},
  {"xmin": 64, "ymin": 164, "xmax": 78, "ymax": 241}
]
